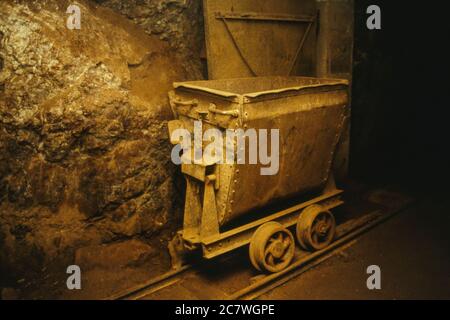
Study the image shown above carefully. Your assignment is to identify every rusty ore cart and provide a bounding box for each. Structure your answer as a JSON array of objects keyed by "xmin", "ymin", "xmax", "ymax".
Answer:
[{"xmin": 168, "ymin": 76, "xmax": 349, "ymax": 273}]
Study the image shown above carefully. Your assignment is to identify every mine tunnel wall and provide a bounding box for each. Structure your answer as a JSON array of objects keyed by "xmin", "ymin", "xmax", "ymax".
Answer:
[{"xmin": 0, "ymin": 0, "xmax": 205, "ymax": 284}]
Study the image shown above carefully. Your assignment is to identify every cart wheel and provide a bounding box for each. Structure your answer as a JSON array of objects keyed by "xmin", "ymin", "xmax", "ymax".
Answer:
[
  {"xmin": 296, "ymin": 205, "xmax": 336, "ymax": 251},
  {"xmin": 249, "ymin": 222, "xmax": 295, "ymax": 273}
]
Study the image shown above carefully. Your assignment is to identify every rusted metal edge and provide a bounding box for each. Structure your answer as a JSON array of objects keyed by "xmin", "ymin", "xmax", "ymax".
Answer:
[
  {"xmin": 243, "ymin": 82, "xmax": 348, "ymax": 100},
  {"xmin": 174, "ymin": 79, "xmax": 349, "ymax": 103},
  {"xmin": 173, "ymin": 82, "xmax": 241, "ymax": 101},
  {"xmin": 241, "ymin": 85, "xmax": 349, "ymax": 104},
  {"xmin": 215, "ymin": 11, "xmax": 315, "ymax": 23}
]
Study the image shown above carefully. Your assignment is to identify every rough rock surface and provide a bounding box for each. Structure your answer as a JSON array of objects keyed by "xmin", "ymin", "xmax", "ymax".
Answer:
[
  {"xmin": 94, "ymin": 0, "xmax": 205, "ymax": 78},
  {"xmin": 0, "ymin": 0, "xmax": 191, "ymax": 282}
]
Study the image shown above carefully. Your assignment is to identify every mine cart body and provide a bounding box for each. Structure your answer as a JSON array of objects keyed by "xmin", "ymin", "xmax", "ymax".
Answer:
[{"xmin": 168, "ymin": 76, "xmax": 349, "ymax": 260}]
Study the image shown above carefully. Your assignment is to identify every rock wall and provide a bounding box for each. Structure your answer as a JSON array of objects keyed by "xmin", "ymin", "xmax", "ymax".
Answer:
[
  {"xmin": 94, "ymin": 0, "xmax": 205, "ymax": 78},
  {"xmin": 0, "ymin": 0, "xmax": 198, "ymax": 283}
]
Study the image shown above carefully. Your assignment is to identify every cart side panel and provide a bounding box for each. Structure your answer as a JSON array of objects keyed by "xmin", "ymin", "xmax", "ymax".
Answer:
[{"xmin": 222, "ymin": 89, "xmax": 348, "ymax": 224}]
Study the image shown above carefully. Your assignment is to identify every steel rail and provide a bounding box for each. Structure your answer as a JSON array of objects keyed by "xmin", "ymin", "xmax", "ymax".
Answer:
[{"xmin": 106, "ymin": 264, "xmax": 192, "ymax": 300}]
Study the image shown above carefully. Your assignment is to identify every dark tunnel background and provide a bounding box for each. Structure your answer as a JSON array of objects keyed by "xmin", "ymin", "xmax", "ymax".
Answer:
[{"xmin": 351, "ymin": 1, "xmax": 450, "ymax": 191}]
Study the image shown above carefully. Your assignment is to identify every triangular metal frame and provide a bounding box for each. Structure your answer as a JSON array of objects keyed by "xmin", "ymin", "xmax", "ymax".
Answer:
[{"xmin": 215, "ymin": 11, "xmax": 317, "ymax": 76}]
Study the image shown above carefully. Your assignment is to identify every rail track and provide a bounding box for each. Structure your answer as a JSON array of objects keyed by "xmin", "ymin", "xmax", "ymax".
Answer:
[{"xmin": 107, "ymin": 189, "xmax": 412, "ymax": 301}]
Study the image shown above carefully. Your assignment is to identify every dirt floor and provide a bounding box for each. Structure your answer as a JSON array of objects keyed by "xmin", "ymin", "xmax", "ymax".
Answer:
[{"xmin": 261, "ymin": 191, "xmax": 450, "ymax": 300}]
